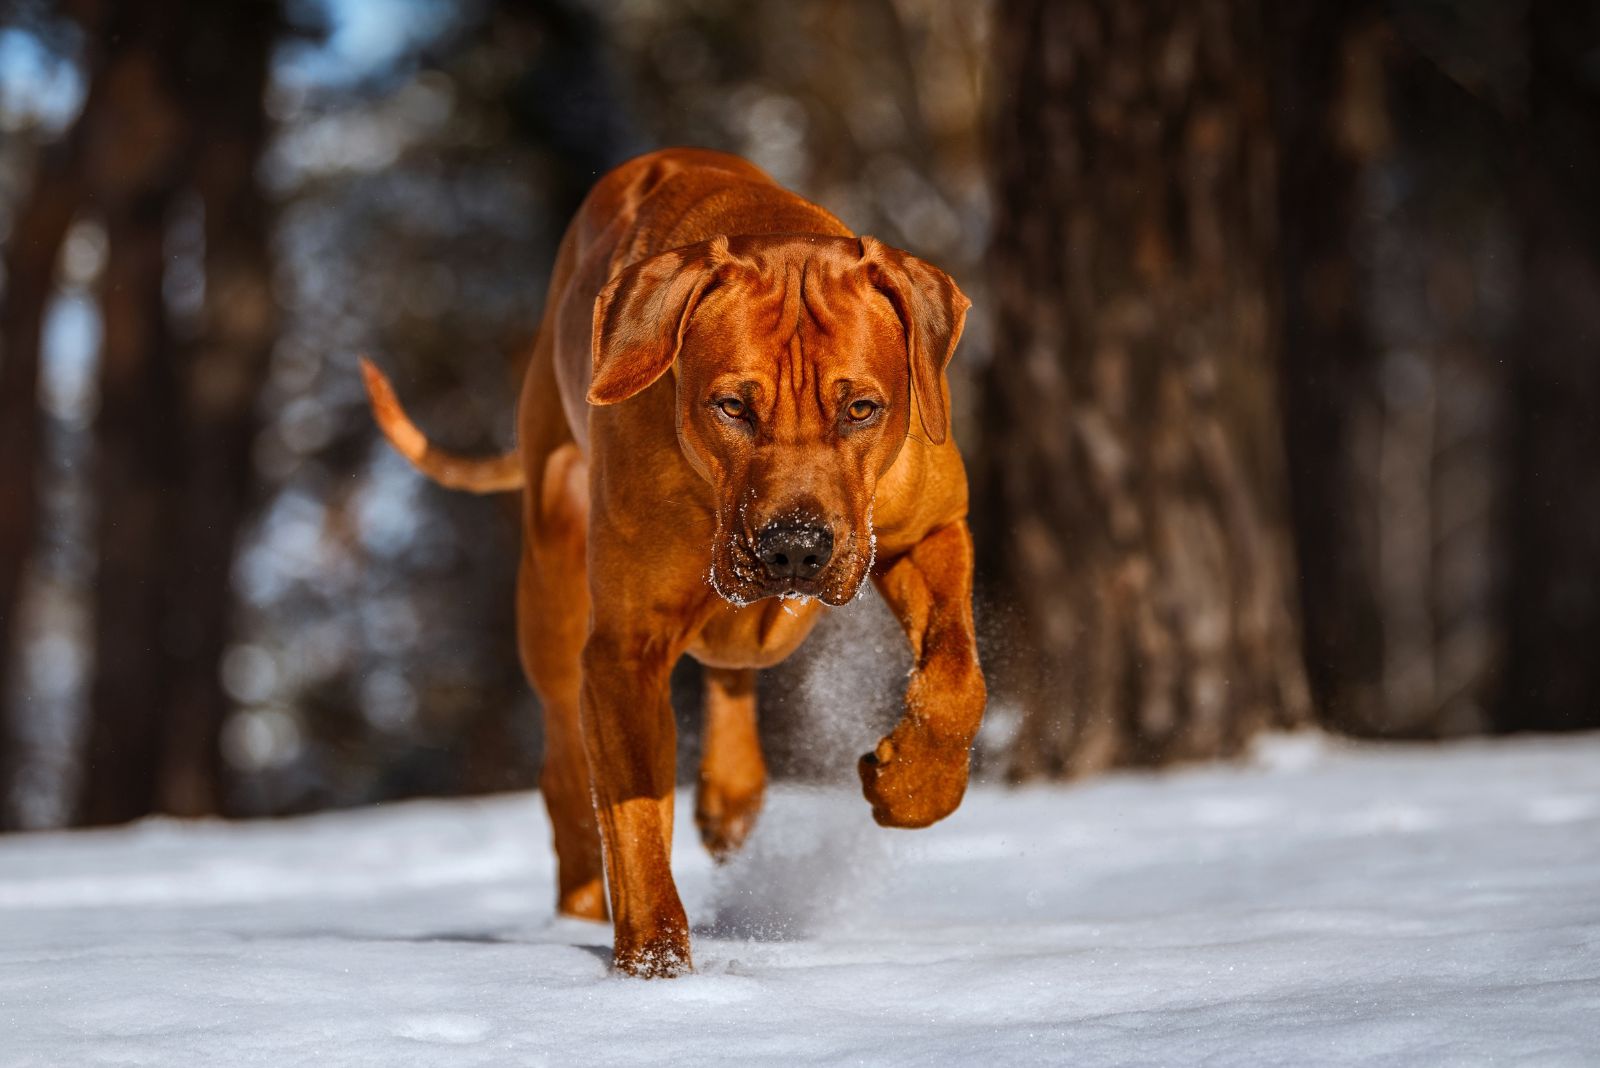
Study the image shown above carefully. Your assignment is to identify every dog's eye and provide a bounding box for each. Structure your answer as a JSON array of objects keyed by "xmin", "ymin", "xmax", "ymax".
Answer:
[
  {"xmin": 717, "ymin": 398, "xmax": 747, "ymax": 420},
  {"xmin": 846, "ymin": 399, "xmax": 879, "ymax": 422}
]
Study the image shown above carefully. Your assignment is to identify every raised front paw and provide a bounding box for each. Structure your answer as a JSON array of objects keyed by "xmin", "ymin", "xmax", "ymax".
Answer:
[{"xmin": 857, "ymin": 724, "xmax": 971, "ymax": 829}]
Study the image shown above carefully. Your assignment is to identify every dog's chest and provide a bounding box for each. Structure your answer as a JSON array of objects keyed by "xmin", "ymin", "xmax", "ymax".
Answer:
[{"xmin": 687, "ymin": 597, "xmax": 827, "ymax": 670}]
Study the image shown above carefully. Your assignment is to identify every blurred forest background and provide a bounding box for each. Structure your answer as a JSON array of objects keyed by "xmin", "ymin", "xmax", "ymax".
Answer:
[{"xmin": 0, "ymin": 0, "xmax": 1594, "ymax": 830}]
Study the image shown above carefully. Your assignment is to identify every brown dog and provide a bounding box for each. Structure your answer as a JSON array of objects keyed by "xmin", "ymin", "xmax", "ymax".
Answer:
[{"xmin": 361, "ymin": 148, "xmax": 985, "ymax": 977}]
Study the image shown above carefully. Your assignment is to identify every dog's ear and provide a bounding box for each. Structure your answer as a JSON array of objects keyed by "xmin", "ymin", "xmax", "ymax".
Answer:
[
  {"xmin": 588, "ymin": 236, "xmax": 734, "ymax": 406},
  {"xmin": 858, "ymin": 236, "xmax": 970, "ymax": 445}
]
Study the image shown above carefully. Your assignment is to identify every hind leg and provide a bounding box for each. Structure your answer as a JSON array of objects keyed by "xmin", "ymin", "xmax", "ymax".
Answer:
[
  {"xmin": 519, "ymin": 443, "xmax": 606, "ymax": 920},
  {"xmin": 695, "ymin": 667, "xmax": 766, "ymax": 862}
]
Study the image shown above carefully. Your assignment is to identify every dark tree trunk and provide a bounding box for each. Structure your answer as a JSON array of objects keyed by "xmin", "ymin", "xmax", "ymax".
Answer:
[
  {"xmin": 158, "ymin": 1, "xmax": 282, "ymax": 816},
  {"xmin": 1270, "ymin": 1, "xmax": 1390, "ymax": 735},
  {"xmin": 982, "ymin": 0, "xmax": 1310, "ymax": 778},
  {"xmin": 57, "ymin": 5, "xmax": 194, "ymax": 825},
  {"xmin": 1274, "ymin": 3, "xmax": 1524, "ymax": 738},
  {"xmin": 82, "ymin": 182, "xmax": 187, "ymax": 825},
  {"xmin": 76, "ymin": 12, "xmax": 191, "ymax": 820},
  {"xmin": 1500, "ymin": 0, "xmax": 1600, "ymax": 731},
  {"xmin": 0, "ymin": 156, "xmax": 82, "ymax": 824},
  {"xmin": 0, "ymin": 11, "xmax": 118, "ymax": 824},
  {"xmin": 77, "ymin": 0, "xmax": 282, "ymax": 822}
]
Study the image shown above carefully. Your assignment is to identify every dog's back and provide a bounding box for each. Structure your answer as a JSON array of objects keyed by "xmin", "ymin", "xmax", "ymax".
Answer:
[{"xmin": 576, "ymin": 148, "xmax": 852, "ymax": 269}]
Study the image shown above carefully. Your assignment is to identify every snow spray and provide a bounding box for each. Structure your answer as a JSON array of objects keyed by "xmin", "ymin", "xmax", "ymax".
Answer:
[{"xmin": 707, "ymin": 587, "xmax": 909, "ymax": 940}]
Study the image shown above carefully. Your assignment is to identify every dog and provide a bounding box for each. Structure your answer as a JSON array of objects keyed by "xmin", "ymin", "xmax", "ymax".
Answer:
[{"xmin": 361, "ymin": 148, "xmax": 986, "ymax": 977}]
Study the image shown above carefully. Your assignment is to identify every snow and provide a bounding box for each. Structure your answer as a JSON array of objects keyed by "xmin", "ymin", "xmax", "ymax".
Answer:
[{"xmin": 3, "ymin": 734, "xmax": 1598, "ymax": 1066}]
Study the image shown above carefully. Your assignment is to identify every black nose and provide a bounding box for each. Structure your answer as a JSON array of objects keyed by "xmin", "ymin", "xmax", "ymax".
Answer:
[{"xmin": 756, "ymin": 523, "xmax": 834, "ymax": 580}]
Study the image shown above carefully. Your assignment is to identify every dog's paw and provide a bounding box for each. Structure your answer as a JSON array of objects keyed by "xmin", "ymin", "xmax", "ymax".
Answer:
[
  {"xmin": 556, "ymin": 878, "xmax": 609, "ymax": 923},
  {"xmin": 613, "ymin": 933, "xmax": 693, "ymax": 979},
  {"xmin": 695, "ymin": 779, "xmax": 764, "ymax": 863},
  {"xmin": 857, "ymin": 724, "xmax": 971, "ymax": 829}
]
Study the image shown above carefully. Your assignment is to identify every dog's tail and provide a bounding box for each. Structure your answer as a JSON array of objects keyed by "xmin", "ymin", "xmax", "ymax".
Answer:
[{"xmin": 359, "ymin": 357, "xmax": 525, "ymax": 494}]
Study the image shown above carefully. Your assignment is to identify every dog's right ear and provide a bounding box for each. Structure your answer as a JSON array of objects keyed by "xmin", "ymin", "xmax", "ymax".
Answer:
[{"xmin": 588, "ymin": 236, "xmax": 734, "ymax": 406}]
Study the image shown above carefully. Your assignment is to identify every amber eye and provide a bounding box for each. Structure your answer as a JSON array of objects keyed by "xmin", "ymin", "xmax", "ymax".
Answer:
[
  {"xmin": 846, "ymin": 399, "xmax": 880, "ymax": 422},
  {"xmin": 717, "ymin": 397, "xmax": 747, "ymax": 420}
]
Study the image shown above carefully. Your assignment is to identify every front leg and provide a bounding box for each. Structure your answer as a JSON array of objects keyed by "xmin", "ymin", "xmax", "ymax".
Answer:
[
  {"xmin": 580, "ymin": 627, "xmax": 690, "ymax": 977},
  {"xmin": 860, "ymin": 520, "xmax": 987, "ymax": 828}
]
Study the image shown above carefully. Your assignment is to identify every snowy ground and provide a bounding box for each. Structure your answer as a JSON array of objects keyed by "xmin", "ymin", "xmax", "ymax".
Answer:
[{"xmin": 2, "ymin": 734, "xmax": 1598, "ymax": 1067}]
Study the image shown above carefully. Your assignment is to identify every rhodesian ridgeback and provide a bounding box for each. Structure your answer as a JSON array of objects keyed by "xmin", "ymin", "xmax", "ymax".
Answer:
[{"xmin": 361, "ymin": 148, "xmax": 986, "ymax": 977}]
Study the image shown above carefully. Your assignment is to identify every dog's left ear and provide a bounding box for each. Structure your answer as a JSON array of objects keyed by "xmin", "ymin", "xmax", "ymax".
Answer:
[
  {"xmin": 858, "ymin": 236, "xmax": 970, "ymax": 445},
  {"xmin": 588, "ymin": 236, "xmax": 736, "ymax": 406}
]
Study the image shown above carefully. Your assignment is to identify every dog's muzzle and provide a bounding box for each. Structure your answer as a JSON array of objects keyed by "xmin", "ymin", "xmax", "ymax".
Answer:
[{"xmin": 710, "ymin": 518, "xmax": 867, "ymax": 607}]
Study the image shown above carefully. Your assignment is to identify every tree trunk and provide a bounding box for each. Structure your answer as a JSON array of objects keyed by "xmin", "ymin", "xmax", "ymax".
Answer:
[
  {"xmin": 0, "ymin": 11, "xmax": 118, "ymax": 824},
  {"xmin": 76, "ymin": 0, "xmax": 282, "ymax": 822},
  {"xmin": 1270, "ymin": 1, "xmax": 1389, "ymax": 736},
  {"xmin": 982, "ymin": 0, "xmax": 1310, "ymax": 778},
  {"xmin": 158, "ymin": 0, "xmax": 282, "ymax": 816},
  {"xmin": 81, "ymin": 184, "xmax": 186, "ymax": 825},
  {"xmin": 0, "ymin": 159, "xmax": 81, "ymax": 824},
  {"xmin": 1500, "ymin": 0, "xmax": 1600, "ymax": 731},
  {"xmin": 1274, "ymin": 3, "xmax": 1524, "ymax": 738},
  {"xmin": 77, "ymin": 6, "xmax": 191, "ymax": 824}
]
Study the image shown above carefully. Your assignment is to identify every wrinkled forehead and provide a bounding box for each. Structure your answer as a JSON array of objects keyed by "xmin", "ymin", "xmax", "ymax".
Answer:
[{"xmin": 683, "ymin": 251, "xmax": 906, "ymax": 381}]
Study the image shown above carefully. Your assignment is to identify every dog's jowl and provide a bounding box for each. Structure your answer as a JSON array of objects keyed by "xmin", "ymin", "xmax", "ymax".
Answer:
[{"xmin": 362, "ymin": 148, "xmax": 986, "ymax": 978}]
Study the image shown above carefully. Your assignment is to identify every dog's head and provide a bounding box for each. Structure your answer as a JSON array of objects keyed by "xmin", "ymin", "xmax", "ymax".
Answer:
[{"xmin": 588, "ymin": 233, "xmax": 968, "ymax": 606}]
